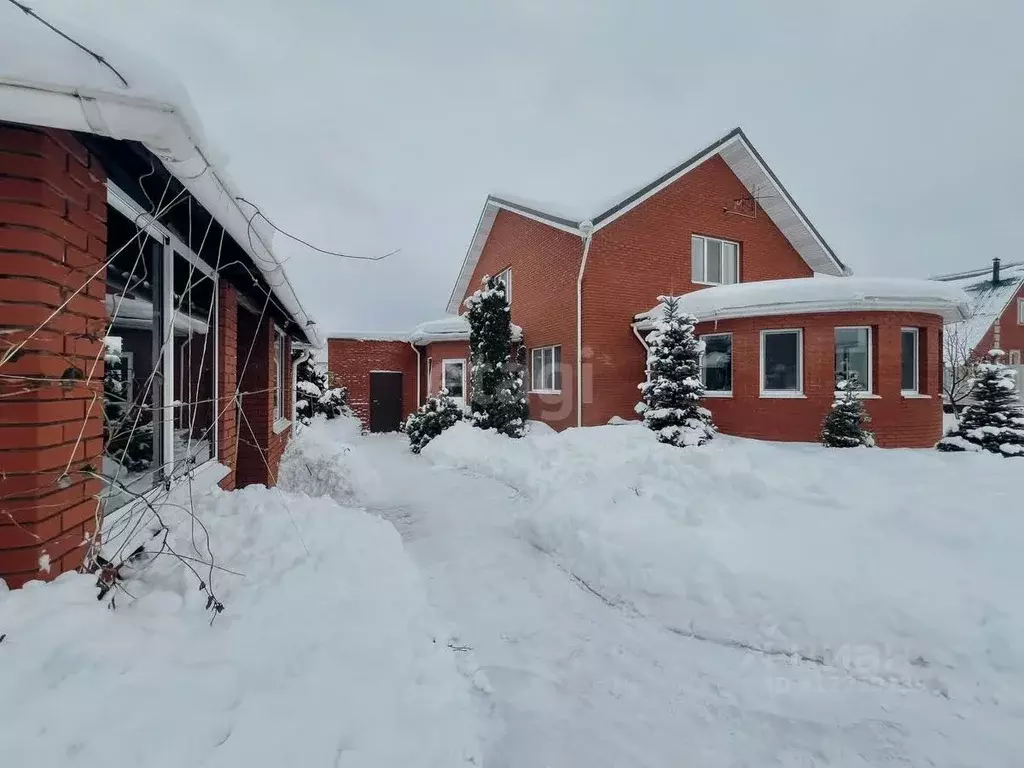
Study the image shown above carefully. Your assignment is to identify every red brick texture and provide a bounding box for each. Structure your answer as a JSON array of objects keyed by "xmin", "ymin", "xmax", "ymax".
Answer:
[
  {"xmin": 217, "ymin": 282, "xmax": 239, "ymax": 490},
  {"xmin": 459, "ymin": 210, "xmax": 583, "ymax": 430},
  {"xmin": 581, "ymin": 155, "xmax": 815, "ymax": 426},
  {"xmin": 682, "ymin": 311, "xmax": 943, "ymax": 447},
  {"xmin": 421, "ymin": 340, "xmax": 471, "ymax": 400},
  {"xmin": 327, "ymin": 339, "xmax": 417, "ymax": 428},
  {"xmin": 973, "ymin": 284, "xmax": 1024, "ymax": 361},
  {"xmin": 0, "ymin": 125, "xmax": 108, "ymax": 588}
]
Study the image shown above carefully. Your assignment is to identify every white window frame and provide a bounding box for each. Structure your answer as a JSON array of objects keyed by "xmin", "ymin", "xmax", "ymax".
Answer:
[
  {"xmin": 699, "ymin": 333, "xmax": 733, "ymax": 397},
  {"xmin": 495, "ymin": 267, "xmax": 512, "ymax": 305},
  {"xmin": 834, "ymin": 325, "xmax": 874, "ymax": 396},
  {"xmin": 426, "ymin": 357, "xmax": 433, "ymax": 396},
  {"xmin": 759, "ymin": 329, "xmax": 804, "ymax": 398},
  {"xmin": 900, "ymin": 327, "xmax": 920, "ymax": 395},
  {"xmin": 442, "ymin": 358, "xmax": 466, "ymax": 403},
  {"xmin": 1009, "ymin": 349, "xmax": 1021, "ymax": 366},
  {"xmin": 107, "ymin": 183, "xmax": 220, "ymax": 492},
  {"xmin": 1018, "ymin": 297, "xmax": 1024, "ymax": 325},
  {"xmin": 530, "ymin": 345, "xmax": 562, "ymax": 393},
  {"xmin": 691, "ymin": 234, "xmax": 740, "ymax": 286},
  {"xmin": 273, "ymin": 327, "xmax": 287, "ymax": 428}
]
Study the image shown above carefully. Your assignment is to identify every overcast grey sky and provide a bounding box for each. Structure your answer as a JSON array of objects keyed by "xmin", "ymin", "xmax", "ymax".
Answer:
[{"xmin": 34, "ymin": 0, "xmax": 1024, "ymax": 334}]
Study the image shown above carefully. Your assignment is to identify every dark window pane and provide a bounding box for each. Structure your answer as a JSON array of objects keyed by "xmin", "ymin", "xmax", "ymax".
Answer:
[
  {"xmin": 901, "ymin": 330, "xmax": 918, "ymax": 391},
  {"xmin": 531, "ymin": 349, "xmax": 543, "ymax": 391},
  {"xmin": 706, "ymin": 238, "xmax": 722, "ymax": 283},
  {"xmin": 444, "ymin": 361, "xmax": 464, "ymax": 398},
  {"xmin": 702, "ymin": 335, "xmax": 732, "ymax": 391},
  {"xmin": 552, "ymin": 346, "xmax": 562, "ymax": 391},
  {"xmin": 691, "ymin": 236, "xmax": 704, "ymax": 282},
  {"xmin": 103, "ymin": 208, "xmax": 165, "ymax": 512},
  {"xmin": 763, "ymin": 332, "xmax": 800, "ymax": 391},
  {"xmin": 834, "ymin": 327, "xmax": 870, "ymax": 390}
]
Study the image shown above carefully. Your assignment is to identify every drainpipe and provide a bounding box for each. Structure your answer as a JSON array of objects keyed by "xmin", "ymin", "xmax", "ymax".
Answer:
[
  {"xmin": 575, "ymin": 221, "xmax": 594, "ymax": 428},
  {"xmin": 409, "ymin": 342, "xmax": 421, "ymax": 409},
  {"xmin": 631, "ymin": 323, "xmax": 651, "ymax": 383}
]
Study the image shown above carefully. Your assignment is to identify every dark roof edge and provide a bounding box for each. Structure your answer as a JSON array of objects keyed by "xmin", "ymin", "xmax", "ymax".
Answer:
[{"xmin": 487, "ymin": 195, "xmax": 581, "ymax": 230}]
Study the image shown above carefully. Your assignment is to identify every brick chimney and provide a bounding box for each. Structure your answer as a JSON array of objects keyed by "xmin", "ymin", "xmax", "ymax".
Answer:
[{"xmin": 993, "ymin": 257, "xmax": 1001, "ymax": 284}]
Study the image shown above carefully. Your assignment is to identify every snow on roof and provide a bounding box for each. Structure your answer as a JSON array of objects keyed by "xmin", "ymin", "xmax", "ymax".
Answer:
[
  {"xmin": 931, "ymin": 261, "xmax": 1024, "ymax": 357},
  {"xmin": 634, "ymin": 276, "xmax": 972, "ymax": 328},
  {"xmin": 327, "ymin": 330, "xmax": 410, "ymax": 342},
  {"xmin": 408, "ymin": 314, "xmax": 523, "ymax": 346},
  {"xmin": 0, "ymin": 3, "xmax": 322, "ymax": 347},
  {"xmin": 446, "ymin": 128, "xmax": 848, "ymax": 313}
]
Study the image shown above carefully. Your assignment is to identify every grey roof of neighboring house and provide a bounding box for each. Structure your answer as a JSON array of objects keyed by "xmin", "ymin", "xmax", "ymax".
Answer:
[{"xmin": 932, "ymin": 260, "xmax": 1024, "ymax": 357}]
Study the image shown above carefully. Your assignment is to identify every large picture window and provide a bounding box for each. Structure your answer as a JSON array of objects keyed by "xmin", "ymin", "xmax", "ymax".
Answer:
[
  {"xmin": 692, "ymin": 235, "xmax": 739, "ymax": 285},
  {"xmin": 443, "ymin": 359, "xmax": 465, "ymax": 400},
  {"xmin": 835, "ymin": 327, "xmax": 872, "ymax": 393},
  {"xmin": 700, "ymin": 334, "xmax": 732, "ymax": 395},
  {"xmin": 531, "ymin": 345, "xmax": 562, "ymax": 392},
  {"xmin": 901, "ymin": 328, "xmax": 920, "ymax": 394},
  {"xmin": 761, "ymin": 329, "xmax": 803, "ymax": 395},
  {"xmin": 101, "ymin": 186, "xmax": 219, "ymax": 514}
]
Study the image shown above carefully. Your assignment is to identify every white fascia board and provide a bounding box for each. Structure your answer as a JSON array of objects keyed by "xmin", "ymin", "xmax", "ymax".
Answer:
[{"xmin": 0, "ymin": 79, "xmax": 324, "ymax": 349}]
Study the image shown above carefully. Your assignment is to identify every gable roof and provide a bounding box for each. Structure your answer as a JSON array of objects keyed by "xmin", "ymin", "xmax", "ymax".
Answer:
[
  {"xmin": 0, "ymin": 3, "xmax": 323, "ymax": 346},
  {"xmin": 932, "ymin": 260, "xmax": 1024, "ymax": 357},
  {"xmin": 446, "ymin": 127, "xmax": 848, "ymax": 313}
]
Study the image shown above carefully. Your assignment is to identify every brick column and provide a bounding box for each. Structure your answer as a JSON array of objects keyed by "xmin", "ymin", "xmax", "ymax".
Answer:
[
  {"xmin": 0, "ymin": 125, "xmax": 108, "ymax": 588},
  {"xmin": 217, "ymin": 282, "xmax": 238, "ymax": 490},
  {"xmin": 235, "ymin": 311, "xmax": 273, "ymax": 487}
]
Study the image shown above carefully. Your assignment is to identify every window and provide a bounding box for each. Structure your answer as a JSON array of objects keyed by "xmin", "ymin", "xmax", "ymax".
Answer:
[
  {"xmin": 901, "ymin": 328, "xmax": 920, "ymax": 393},
  {"xmin": 834, "ymin": 327, "xmax": 872, "ymax": 393},
  {"xmin": 443, "ymin": 359, "xmax": 465, "ymax": 399},
  {"xmin": 761, "ymin": 329, "xmax": 802, "ymax": 394},
  {"xmin": 700, "ymin": 333, "xmax": 732, "ymax": 395},
  {"xmin": 1018, "ymin": 298, "xmax": 1024, "ymax": 325},
  {"xmin": 531, "ymin": 345, "xmax": 562, "ymax": 392},
  {"xmin": 691, "ymin": 235, "xmax": 739, "ymax": 285},
  {"xmin": 1010, "ymin": 350, "xmax": 1022, "ymax": 366},
  {"xmin": 274, "ymin": 329, "xmax": 286, "ymax": 422},
  {"xmin": 102, "ymin": 187, "xmax": 220, "ymax": 514},
  {"xmin": 495, "ymin": 267, "xmax": 511, "ymax": 305},
  {"xmin": 426, "ymin": 357, "xmax": 433, "ymax": 396}
]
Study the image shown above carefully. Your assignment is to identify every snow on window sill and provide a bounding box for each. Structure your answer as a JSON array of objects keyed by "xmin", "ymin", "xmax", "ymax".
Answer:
[
  {"xmin": 692, "ymin": 279, "xmax": 739, "ymax": 288},
  {"xmin": 530, "ymin": 389, "xmax": 562, "ymax": 395},
  {"xmin": 835, "ymin": 391, "xmax": 881, "ymax": 399},
  {"xmin": 759, "ymin": 390, "xmax": 807, "ymax": 399},
  {"xmin": 273, "ymin": 417, "xmax": 292, "ymax": 435},
  {"xmin": 901, "ymin": 392, "xmax": 931, "ymax": 399},
  {"xmin": 704, "ymin": 390, "xmax": 733, "ymax": 398}
]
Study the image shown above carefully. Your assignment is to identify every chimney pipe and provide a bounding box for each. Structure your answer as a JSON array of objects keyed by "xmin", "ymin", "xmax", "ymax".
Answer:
[{"xmin": 993, "ymin": 257, "xmax": 1001, "ymax": 284}]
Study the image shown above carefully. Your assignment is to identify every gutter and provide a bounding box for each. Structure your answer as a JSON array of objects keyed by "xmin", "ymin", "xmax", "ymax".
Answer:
[
  {"xmin": 0, "ymin": 79, "xmax": 324, "ymax": 348},
  {"xmin": 575, "ymin": 221, "xmax": 594, "ymax": 428}
]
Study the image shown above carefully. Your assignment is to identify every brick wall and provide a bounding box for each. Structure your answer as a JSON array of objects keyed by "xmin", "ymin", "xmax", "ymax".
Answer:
[
  {"xmin": 0, "ymin": 125, "xmax": 108, "ymax": 588},
  {"xmin": 421, "ymin": 340, "xmax": 470, "ymax": 400},
  {"xmin": 459, "ymin": 210, "xmax": 583, "ymax": 430},
  {"xmin": 327, "ymin": 339, "xmax": 417, "ymax": 427},
  {"xmin": 974, "ymin": 283, "xmax": 1024, "ymax": 361},
  {"xmin": 669, "ymin": 310, "xmax": 942, "ymax": 447},
  {"xmin": 217, "ymin": 282, "xmax": 239, "ymax": 490},
  {"xmin": 582, "ymin": 155, "xmax": 816, "ymax": 426}
]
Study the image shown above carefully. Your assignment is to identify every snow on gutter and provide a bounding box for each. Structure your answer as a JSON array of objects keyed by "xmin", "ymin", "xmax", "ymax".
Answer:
[{"xmin": 0, "ymin": 78, "xmax": 324, "ymax": 348}]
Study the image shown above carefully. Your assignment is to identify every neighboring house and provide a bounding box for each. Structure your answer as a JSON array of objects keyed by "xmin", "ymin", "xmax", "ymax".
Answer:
[
  {"xmin": 330, "ymin": 127, "xmax": 970, "ymax": 447},
  {"xmin": 0, "ymin": 9, "xmax": 322, "ymax": 587},
  {"xmin": 932, "ymin": 259, "xmax": 1024, "ymax": 400}
]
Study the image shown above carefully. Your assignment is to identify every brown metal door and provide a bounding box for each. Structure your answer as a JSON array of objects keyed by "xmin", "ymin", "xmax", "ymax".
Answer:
[{"xmin": 369, "ymin": 372, "xmax": 403, "ymax": 433}]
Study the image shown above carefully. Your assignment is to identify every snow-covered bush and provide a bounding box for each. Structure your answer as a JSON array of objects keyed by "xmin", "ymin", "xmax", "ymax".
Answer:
[
  {"xmin": 278, "ymin": 418, "xmax": 361, "ymax": 500},
  {"xmin": 464, "ymin": 274, "xmax": 528, "ymax": 438},
  {"xmin": 821, "ymin": 375, "xmax": 874, "ymax": 447},
  {"xmin": 405, "ymin": 390, "xmax": 464, "ymax": 454},
  {"xmin": 937, "ymin": 349, "xmax": 1024, "ymax": 456},
  {"xmin": 294, "ymin": 349, "xmax": 351, "ymax": 426},
  {"xmin": 635, "ymin": 296, "xmax": 715, "ymax": 447}
]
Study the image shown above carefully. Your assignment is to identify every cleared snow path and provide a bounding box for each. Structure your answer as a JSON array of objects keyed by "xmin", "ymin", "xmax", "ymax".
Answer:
[{"xmin": 347, "ymin": 432, "xmax": 1013, "ymax": 768}]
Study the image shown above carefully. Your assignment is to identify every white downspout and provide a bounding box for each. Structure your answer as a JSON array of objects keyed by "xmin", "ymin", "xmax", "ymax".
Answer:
[
  {"xmin": 575, "ymin": 221, "xmax": 594, "ymax": 428},
  {"xmin": 409, "ymin": 342, "xmax": 421, "ymax": 409},
  {"xmin": 631, "ymin": 323, "xmax": 651, "ymax": 382}
]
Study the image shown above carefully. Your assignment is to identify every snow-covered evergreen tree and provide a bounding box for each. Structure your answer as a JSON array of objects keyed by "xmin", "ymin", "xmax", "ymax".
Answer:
[
  {"xmin": 405, "ymin": 390, "xmax": 464, "ymax": 454},
  {"xmin": 102, "ymin": 337, "xmax": 153, "ymax": 472},
  {"xmin": 294, "ymin": 349, "xmax": 351, "ymax": 426},
  {"xmin": 635, "ymin": 296, "xmax": 715, "ymax": 447},
  {"xmin": 464, "ymin": 275, "xmax": 528, "ymax": 438},
  {"xmin": 937, "ymin": 349, "xmax": 1024, "ymax": 457},
  {"xmin": 821, "ymin": 375, "xmax": 874, "ymax": 447}
]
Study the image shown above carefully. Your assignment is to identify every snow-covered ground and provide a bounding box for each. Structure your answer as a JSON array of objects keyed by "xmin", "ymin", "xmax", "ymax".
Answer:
[{"xmin": 3, "ymin": 416, "xmax": 1022, "ymax": 766}]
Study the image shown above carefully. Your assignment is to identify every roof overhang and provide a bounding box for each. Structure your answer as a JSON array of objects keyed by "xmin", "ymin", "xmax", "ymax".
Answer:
[
  {"xmin": 0, "ymin": 78, "xmax": 324, "ymax": 347},
  {"xmin": 633, "ymin": 277, "xmax": 972, "ymax": 331},
  {"xmin": 446, "ymin": 128, "xmax": 848, "ymax": 314}
]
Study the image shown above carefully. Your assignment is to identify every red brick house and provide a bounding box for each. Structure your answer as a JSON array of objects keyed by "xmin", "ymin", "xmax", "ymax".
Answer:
[
  {"xmin": 331, "ymin": 128, "xmax": 969, "ymax": 446},
  {"xmin": 932, "ymin": 259, "xmax": 1024, "ymax": 398},
  {"xmin": 0, "ymin": 9, "xmax": 322, "ymax": 587}
]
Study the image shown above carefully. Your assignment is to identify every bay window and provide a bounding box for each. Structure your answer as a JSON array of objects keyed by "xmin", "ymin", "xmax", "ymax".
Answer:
[
  {"xmin": 834, "ymin": 327, "xmax": 872, "ymax": 393},
  {"xmin": 531, "ymin": 345, "xmax": 562, "ymax": 392},
  {"xmin": 700, "ymin": 334, "xmax": 732, "ymax": 395},
  {"xmin": 692, "ymin": 235, "xmax": 739, "ymax": 285},
  {"xmin": 901, "ymin": 328, "xmax": 920, "ymax": 394},
  {"xmin": 761, "ymin": 329, "xmax": 803, "ymax": 395}
]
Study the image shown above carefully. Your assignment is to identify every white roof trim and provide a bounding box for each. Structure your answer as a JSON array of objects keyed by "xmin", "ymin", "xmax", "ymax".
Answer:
[
  {"xmin": 328, "ymin": 331, "xmax": 410, "ymax": 342},
  {"xmin": 445, "ymin": 128, "xmax": 847, "ymax": 314},
  {"xmin": 0, "ymin": 55, "xmax": 323, "ymax": 347}
]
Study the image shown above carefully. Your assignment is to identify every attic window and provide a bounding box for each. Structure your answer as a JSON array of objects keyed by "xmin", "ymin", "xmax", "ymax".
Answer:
[
  {"xmin": 495, "ymin": 268, "xmax": 511, "ymax": 305},
  {"xmin": 692, "ymin": 235, "xmax": 739, "ymax": 286},
  {"xmin": 1018, "ymin": 298, "xmax": 1023, "ymax": 325}
]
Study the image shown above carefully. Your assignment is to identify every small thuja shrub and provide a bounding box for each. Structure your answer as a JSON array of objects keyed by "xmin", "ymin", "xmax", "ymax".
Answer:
[
  {"xmin": 937, "ymin": 349, "xmax": 1024, "ymax": 457},
  {"xmin": 821, "ymin": 375, "xmax": 875, "ymax": 447},
  {"xmin": 406, "ymin": 390, "xmax": 464, "ymax": 454},
  {"xmin": 635, "ymin": 295, "xmax": 716, "ymax": 447},
  {"xmin": 464, "ymin": 274, "xmax": 528, "ymax": 437}
]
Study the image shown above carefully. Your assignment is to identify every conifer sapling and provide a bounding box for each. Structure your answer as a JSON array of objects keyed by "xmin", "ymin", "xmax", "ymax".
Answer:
[
  {"xmin": 937, "ymin": 349, "xmax": 1024, "ymax": 457},
  {"xmin": 821, "ymin": 374, "xmax": 875, "ymax": 447}
]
